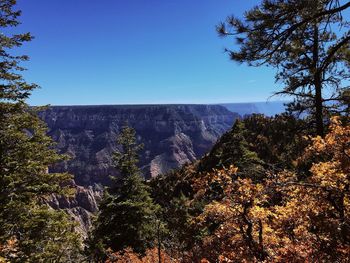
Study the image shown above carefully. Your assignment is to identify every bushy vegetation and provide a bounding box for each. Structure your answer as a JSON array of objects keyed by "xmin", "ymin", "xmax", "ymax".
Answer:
[
  {"xmin": 1, "ymin": 0, "xmax": 349, "ymax": 262},
  {"xmin": 97, "ymin": 114, "xmax": 349, "ymax": 262},
  {"xmin": 149, "ymin": 115, "xmax": 350, "ymax": 262}
]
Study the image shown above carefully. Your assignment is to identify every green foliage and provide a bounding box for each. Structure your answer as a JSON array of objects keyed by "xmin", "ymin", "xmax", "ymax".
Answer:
[
  {"xmin": 204, "ymin": 118, "xmax": 264, "ymax": 180},
  {"xmin": 0, "ymin": 106, "xmax": 82, "ymax": 262},
  {"xmin": 0, "ymin": 1, "xmax": 37, "ymax": 103},
  {"xmin": 162, "ymin": 193, "xmax": 194, "ymax": 251},
  {"xmin": 199, "ymin": 114, "xmax": 309, "ymax": 175},
  {"xmin": 112, "ymin": 126, "xmax": 144, "ymax": 179},
  {"xmin": 338, "ymin": 87, "xmax": 350, "ymax": 118},
  {"xmin": 151, "ymin": 167, "xmax": 207, "ymax": 261},
  {"xmin": 89, "ymin": 125, "xmax": 160, "ymax": 260},
  {"xmin": 0, "ymin": 1, "xmax": 82, "ymax": 261}
]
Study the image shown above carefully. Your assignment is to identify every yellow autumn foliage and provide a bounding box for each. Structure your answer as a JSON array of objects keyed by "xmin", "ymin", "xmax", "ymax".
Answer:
[{"xmin": 192, "ymin": 117, "xmax": 350, "ymax": 262}]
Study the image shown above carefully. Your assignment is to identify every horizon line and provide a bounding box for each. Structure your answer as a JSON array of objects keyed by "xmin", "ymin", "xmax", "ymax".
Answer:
[{"xmin": 30, "ymin": 100, "xmax": 289, "ymax": 107}]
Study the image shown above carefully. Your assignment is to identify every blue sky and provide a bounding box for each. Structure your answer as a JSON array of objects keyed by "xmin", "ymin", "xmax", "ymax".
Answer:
[{"xmin": 15, "ymin": 0, "xmax": 281, "ymax": 105}]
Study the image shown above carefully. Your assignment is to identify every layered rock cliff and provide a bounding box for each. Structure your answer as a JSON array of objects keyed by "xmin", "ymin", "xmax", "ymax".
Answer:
[
  {"xmin": 41, "ymin": 104, "xmax": 238, "ymax": 233},
  {"xmin": 41, "ymin": 104, "xmax": 238, "ymax": 184}
]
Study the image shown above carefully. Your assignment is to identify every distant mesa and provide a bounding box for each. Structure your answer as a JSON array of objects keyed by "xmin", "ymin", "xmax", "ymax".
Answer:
[
  {"xmin": 40, "ymin": 102, "xmax": 287, "ymax": 188},
  {"xmin": 220, "ymin": 101, "xmax": 288, "ymax": 117},
  {"xmin": 40, "ymin": 104, "xmax": 238, "ymax": 186}
]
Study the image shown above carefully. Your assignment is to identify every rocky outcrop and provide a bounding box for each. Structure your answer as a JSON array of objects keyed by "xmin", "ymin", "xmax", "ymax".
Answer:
[
  {"xmin": 49, "ymin": 180, "xmax": 103, "ymax": 236},
  {"xmin": 41, "ymin": 104, "xmax": 238, "ymax": 233},
  {"xmin": 41, "ymin": 104, "xmax": 238, "ymax": 184}
]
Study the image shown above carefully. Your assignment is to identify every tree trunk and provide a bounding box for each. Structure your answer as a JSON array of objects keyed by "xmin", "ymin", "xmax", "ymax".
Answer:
[
  {"xmin": 314, "ymin": 73, "xmax": 324, "ymax": 137},
  {"xmin": 313, "ymin": 22, "xmax": 324, "ymax": 137}
]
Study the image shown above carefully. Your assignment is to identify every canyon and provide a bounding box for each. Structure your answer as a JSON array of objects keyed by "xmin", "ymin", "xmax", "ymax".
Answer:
[{"xmin": 40, "ymin": 104, "xmax": 239, "ymax": 233}]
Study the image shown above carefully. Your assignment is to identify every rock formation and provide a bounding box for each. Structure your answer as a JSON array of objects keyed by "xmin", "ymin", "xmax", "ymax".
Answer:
[{"xmin": 40, "ymin": 104, "xmax": 238, "ymax": 233}]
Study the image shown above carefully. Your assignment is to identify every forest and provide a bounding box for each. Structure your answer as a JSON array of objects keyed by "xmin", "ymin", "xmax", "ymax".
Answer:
[{"xmin": 1, "ymin": 0, "xmax": 350, "ymax": 262}]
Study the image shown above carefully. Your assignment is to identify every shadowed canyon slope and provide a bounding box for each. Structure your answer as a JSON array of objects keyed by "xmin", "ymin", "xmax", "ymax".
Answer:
[
  {"xmin": 41, "ymin": 104, "xmax": 239, "ymax": 187},
  {"xmin": 40, "ymin": 104, "xmax": 238, "ymax": 233}
]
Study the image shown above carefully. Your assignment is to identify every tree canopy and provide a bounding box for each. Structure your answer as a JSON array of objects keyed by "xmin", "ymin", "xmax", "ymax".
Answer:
[
  {"xmin": 218, "ymin": 0, "xmax": 350, "ymax": 136},
  {"xmin": 89, "ymin": 126, "xmax": 160, "ymax": 261},
  {"xmin": 0, "ymin": 1, "xmax": 82, "ymax": 261}
]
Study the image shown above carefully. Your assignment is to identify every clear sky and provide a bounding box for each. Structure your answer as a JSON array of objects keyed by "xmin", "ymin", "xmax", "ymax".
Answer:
[{"xmin": 15, "ymin": 0, "xmax": 281, "ymax": 105}]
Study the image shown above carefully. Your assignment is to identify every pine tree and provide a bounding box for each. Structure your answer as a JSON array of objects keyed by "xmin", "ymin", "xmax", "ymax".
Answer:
[
  {"xmin": 199, "ymin": 118, "xmax": 265, "ymax": 181},
  {"xmin": 0, "ymin": 1, "xmax": 82, "ymax": 261},
  {"xmin": 218, "ymin": 0, "xmax": 350, "ymax": 136},
  {"xmin": 89, "ymin": 126, "xmax": 160, "ymax": 260}
]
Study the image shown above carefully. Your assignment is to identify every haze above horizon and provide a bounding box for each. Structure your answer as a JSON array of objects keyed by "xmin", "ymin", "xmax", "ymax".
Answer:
[{"xmin": 16, "ymin": 0, "xmax": 284, "ymax": 106}]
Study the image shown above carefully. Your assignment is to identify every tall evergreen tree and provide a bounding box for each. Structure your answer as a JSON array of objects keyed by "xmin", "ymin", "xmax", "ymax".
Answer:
[
  {"xmin": 0, "ymin": 1, "xmax": 82, "ymax": 261},
  {"xmin": 89, "ymin": 126, "xmax": 160, "ymax": 260},
  {"xmin": 218, "ymin": 0, "xmax": 350, "ymax": 136}
]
